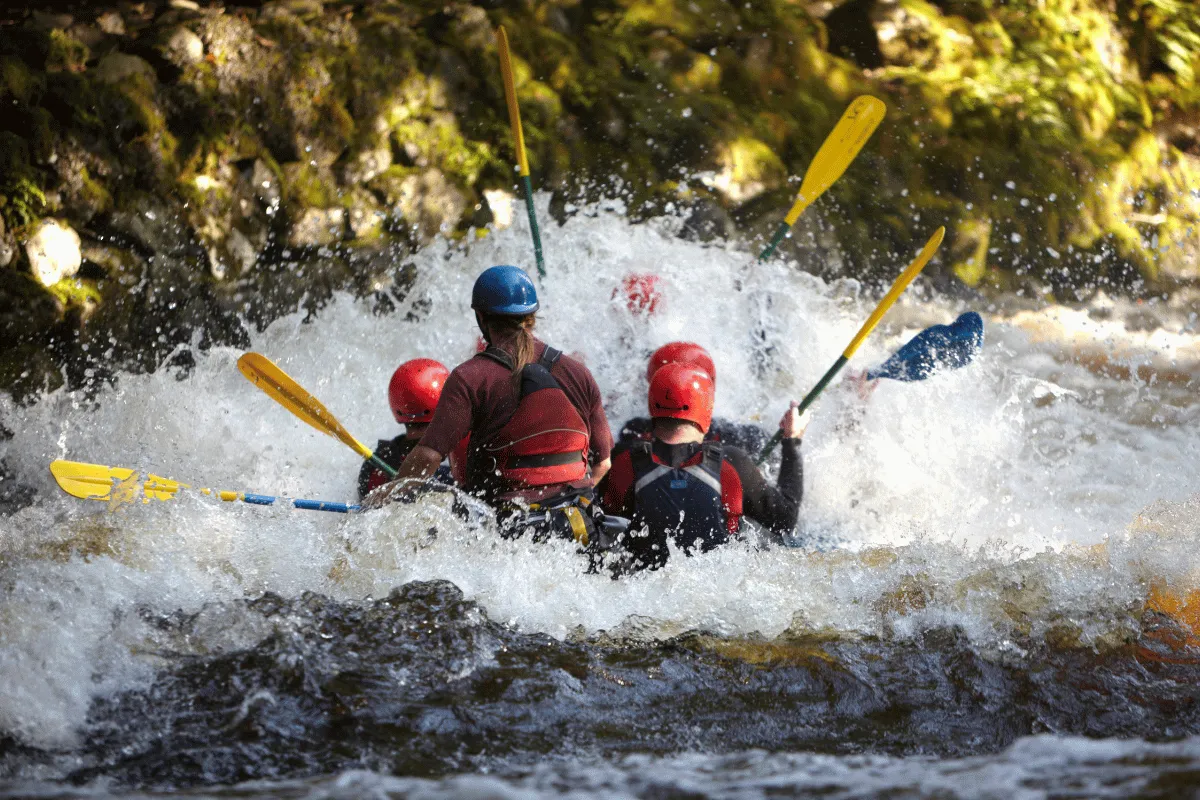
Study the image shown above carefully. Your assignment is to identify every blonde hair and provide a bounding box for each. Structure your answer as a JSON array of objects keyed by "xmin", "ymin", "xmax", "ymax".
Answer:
[{"xmin": 482, "ymin": 313, "xmax": 537, "ymax": 385}]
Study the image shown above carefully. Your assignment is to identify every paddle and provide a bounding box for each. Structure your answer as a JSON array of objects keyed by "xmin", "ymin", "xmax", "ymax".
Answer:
[
  {"xmin": 50, "ymin": 459, "xmax": 358, "ymax": 513},
  {"xmin": 866, "ymin": 311, "xmax": 984, "ymax": 382},
  {"xmin": 236, "ymin": 353, "xmax": 398, "ymax": 479},
  {"xmin": 757, "ymin": 95, "xmax": 887, "ymax": 262},
  {"xmin": 497, "ymin": 25, "xmax": 545, "ymax": 279},
  {"xmin": 756, "ymin": 226, "xmax": 945, "ymax": 464}
]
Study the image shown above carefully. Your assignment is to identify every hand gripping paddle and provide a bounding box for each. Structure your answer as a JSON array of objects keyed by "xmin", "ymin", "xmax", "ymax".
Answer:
[{"xmin": 757, "ymin": 226, "xmax": 945, "ymax": 464}]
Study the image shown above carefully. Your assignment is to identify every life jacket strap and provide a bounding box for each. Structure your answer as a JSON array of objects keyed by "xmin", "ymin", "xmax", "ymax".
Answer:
[
  {"xmin": 506, "ymin": 451, "xmax": 584, "ymax": 470},
  {"xmin": 477, "ymin": 345, "xmax": 562, "ymax": 373}
]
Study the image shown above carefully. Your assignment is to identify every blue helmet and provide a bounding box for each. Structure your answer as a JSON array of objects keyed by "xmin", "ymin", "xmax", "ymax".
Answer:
[{"xmin": 471, "ymin": 265, "xmax": 539, "ymax": 316}]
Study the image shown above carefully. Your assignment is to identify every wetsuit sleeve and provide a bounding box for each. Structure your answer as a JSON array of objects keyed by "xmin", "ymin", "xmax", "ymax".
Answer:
[
  {"xmin": 599, "ymin": 450, "xmax": 636, "ymax": 518},
  {"xmin": 724, "ymin": 441, "xmax": 802, "ymax": 539},
  {"xmin": 418, "ymin": 370, "xmax": 474, "ymax": 458},
  {"xmin": 357, "ymin": 460, "xmax": 377, "ymax": 500},
  {"xmin": 584, "ymin": 372, "xmax": 613, "ymax": 465}
]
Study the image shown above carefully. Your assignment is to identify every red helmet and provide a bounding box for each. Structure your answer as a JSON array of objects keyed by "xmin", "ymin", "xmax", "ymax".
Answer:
[
  {"xmin": 646, "ymin": 341, "xmax": 716, "ymax": 384},
  {"xmin": 648, "ymin": 363, "xmax": 714, "ymax": 433},
  {"xmin": 388, "ymin": 358, "xmax": 449, "ymax": 424},
  {"xmin": 615, "ymin": 272, "xmax": 663, "ymax": 316}
]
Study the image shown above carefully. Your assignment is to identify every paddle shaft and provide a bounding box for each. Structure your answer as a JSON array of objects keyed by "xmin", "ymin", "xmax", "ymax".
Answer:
[
  {"xmin": 756, "ymin": 356, "xmax": 845, "ymax": 465},
  {"xmin": 755, "ymin": 227, "xmax": 945, "ymax": 464},
  {"xmin": 498, "ymin": 26, "xmax": 545, "ymax": 278},
  {"xmin": 239, "ymin": 493, "xmax": 358, "ymax": 513},
  {"xmin": 371, "ymin": 453, "xmax": 398, "ymax": 478},
  {"xmin": 758, "ymin": 221, "xmax": 792, "ymax": 262},
  {"xmin": 238, "ymin": 353, "xmax": 398, "ymax": 478},
  {"xmin": 521, "ymin": 174, "xmax": 545, "ymax": 279}
]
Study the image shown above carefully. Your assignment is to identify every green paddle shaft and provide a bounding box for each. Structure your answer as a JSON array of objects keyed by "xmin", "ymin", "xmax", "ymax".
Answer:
[
  {"xmin": 756, "ymin": 355, "xmax": 848, "ymax": 465},
  {"xmin": 371, "ymin": 453, "xmax": 398, "ymax": 478},
  {"xmin": 521, "ymin": 174, "xmax": 545, "ymax": 279},
  {"xmin": 758, "ymin": 221, "xmax": 791, "ymax": 262}
]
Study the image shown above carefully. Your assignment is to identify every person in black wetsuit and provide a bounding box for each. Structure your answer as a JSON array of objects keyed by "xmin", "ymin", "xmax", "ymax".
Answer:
[
  {"xmin": 612, "ymin": 341, "xmax": 769, "ymax": 457},
  {"xmin": 357, "ymin": 358, "xmax": 451, "ymax": 499},
  {"xmin": 599, "ymin": 362, "xmax": 807, "ymax": 571}
]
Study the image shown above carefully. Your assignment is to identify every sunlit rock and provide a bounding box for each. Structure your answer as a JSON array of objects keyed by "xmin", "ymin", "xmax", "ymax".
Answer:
[
  {"xmin": 162, "ymin": 25, "xmax": 204, "ymax": 67},
  {"xmin": 288, "ymin": 207, "xmax": 345, "ymax": 248},
  {"xmin": 706, "ymin": 137, "xmax": 785, "ymax": 204},
  {"xmin": 483, "ymin": 190, "xmax": 515, "ymax": 230},
  {"xmin": 0, "ymin": 217, "xmax": 14, "ymax": 268},
  {"xmin": 96, "ymin": 12, "xmax": 125, "ymax": 35},
  {"xmin": 93, "ymin": 52, "xmax": 156, "ymax": 85},
  {"xmin": 340, "ymin": 143, "xmax": 393, "ymax": 186},
  {"xmin": 870, "ymin": 0, "xmax": 975, "ymax": 70},
  {"xmin": 373, "ymin": 168, "xmax": 466, "ymax": 244},
  {"xmin": 24, "ymin": 219, "xmax": 81, "ymax": 287},
  {"xmin": 345, "ymin": 187, "xmax": 386, "ymax": 242}
]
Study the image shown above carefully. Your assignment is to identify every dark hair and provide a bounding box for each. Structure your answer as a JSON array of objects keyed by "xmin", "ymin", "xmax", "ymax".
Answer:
[{"xmin": 481, "ymin": 312, "xmax": 537, "ymax": 386}]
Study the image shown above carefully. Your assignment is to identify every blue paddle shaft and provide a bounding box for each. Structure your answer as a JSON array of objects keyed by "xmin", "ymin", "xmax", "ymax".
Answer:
[{"xmin": 242, "ymin": 493, "xmax": 357, "ymax": 513}]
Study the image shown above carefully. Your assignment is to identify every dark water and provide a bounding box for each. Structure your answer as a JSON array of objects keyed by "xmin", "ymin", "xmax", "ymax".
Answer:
[{"xmin": 4, "ymin": 581, "xmax": 1200, "ymax": 797}]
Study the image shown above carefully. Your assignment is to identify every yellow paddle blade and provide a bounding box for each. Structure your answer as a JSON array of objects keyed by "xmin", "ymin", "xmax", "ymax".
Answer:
[
  {"xmin": 237, "ymin": 352, "xmax": 375, "ymax": 461},
  {"xmin": 497, "ymin": 25, "xmax": 530, "ymax": 177},
  {"xmin": 785, "ymin": 95, "xmax": 886, "ymax": 226},
  {"xmin": 843, "ymin": 226, "xmax": 945, "ymax": 359},
  {"xmin": 49, "ymin": 460, "xmax": 185, "ymax": 503},
  {"xmin": 50, "ymin": 460, "xmax": 135, "ymax": 501},
  {"xmin": 144, "ymin": 474, "xmax": 185, "ymax": 502}
]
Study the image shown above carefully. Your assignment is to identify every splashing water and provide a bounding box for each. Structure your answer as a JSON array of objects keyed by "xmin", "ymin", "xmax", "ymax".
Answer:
[{"xmin": 3, "ymin": 200, "xmax": 1200, "ymax": 793}]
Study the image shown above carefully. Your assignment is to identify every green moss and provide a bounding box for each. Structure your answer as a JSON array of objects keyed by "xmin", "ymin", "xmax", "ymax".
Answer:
[
  {"xmin": 46, "ymin": 277, "xmax": 103, "ymax": 311},
  {"xmin": 0, "ymin": 56, "xmax": 43, "ymax": 104},
  {"xmin": 281, "ymin": 162, "xmax": 337, "ymax": 209},
  {"xmin": 0, "ymin": 133, "xmax": 47, "ymax": 234},
  {"xmin": 45, "ymin": 29, "xmax": 89, "ymax": 74}
]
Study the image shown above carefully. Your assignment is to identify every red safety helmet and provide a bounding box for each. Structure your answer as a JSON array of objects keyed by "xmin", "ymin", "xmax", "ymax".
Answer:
[
  {"xmin": 646, "ymin": 341, "xmax": 716, "ymax": 384},
  {"xmin": 388, "ymin": 358, "xmax": 449, "ymax": 424},
  {"xmin": 648, "ymin": 362, "xmax": 715, "ymax": 434},
  {"xmin": 616, "ymin": 272, "xmax": 663, "ymax": 316}
]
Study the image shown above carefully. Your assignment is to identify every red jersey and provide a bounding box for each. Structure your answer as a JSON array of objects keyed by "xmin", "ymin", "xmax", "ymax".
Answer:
[{"xmin": 420, "ymin": 338, "xmax": 613, "ymax": 501}]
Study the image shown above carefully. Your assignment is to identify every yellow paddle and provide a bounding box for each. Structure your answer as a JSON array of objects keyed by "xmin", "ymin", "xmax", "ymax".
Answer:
[
  {"xmin": 51, "ymin": 459, "xmax": 180, "ymax": 503},
  {"xmin": 236, "ymin": 353, "xmax": 398, "ymax": 479},
  {"xmin": 50, "ymin": 459, "xmax": 358, "ymax": 512},
  {"xmin": 497, "ymin": 25, "xmax": 545, "ymax": 279},
  {"xmin": 758, "ymin": 95, "xmax": 887, "ymax": 261},
  {"xmin": 757, "ymin": 226, "xmax": 946, "ymax": 463}
]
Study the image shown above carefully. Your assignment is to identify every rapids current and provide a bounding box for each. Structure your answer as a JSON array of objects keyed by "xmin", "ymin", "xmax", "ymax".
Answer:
[{"xmin": 3, "ymin": 202, "xmax": 1200, "ymax": 797}]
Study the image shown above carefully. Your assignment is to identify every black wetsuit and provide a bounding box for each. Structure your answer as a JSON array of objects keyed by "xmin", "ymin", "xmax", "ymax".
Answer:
[
  {"xmin": 613, "ymin": 416, "xmax": 770, "ymax": 458},
  {"xmin": 357, "ymin": 435, "xmax": 418, "ymax": 499}
]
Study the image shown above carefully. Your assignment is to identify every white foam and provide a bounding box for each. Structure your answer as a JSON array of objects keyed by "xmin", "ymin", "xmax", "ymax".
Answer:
[{"xmin": 2, "ymin": 199, "xmax": 1200, "ymax": 747}]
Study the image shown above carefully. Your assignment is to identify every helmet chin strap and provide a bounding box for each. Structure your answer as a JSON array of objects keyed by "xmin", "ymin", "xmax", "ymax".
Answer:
[{"xmin": 475, "ymin": 312, "xmax": 492, "ymax": 344}]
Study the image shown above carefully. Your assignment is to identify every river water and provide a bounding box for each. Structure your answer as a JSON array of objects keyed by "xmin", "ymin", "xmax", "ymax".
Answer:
[{"xmin": 3, "ymin": 202, "xmax": 1200, "ymax": 798}]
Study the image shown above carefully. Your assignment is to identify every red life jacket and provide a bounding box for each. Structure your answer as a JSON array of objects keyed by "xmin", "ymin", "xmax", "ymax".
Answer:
[{"xmin": 467, "ymin": 346, "xmax": 590, "ymax": 493}]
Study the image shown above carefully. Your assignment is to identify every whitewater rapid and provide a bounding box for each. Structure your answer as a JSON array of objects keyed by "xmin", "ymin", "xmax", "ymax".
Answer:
[{"xmin": 2, "ymin": 200, "xmax": 1200, "ymax": 754}]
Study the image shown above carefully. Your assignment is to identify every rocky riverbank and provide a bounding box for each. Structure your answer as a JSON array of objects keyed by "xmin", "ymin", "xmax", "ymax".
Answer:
[{"xmin": 1, "ymin": 0, "xmax": 1199, "ymax": 400}]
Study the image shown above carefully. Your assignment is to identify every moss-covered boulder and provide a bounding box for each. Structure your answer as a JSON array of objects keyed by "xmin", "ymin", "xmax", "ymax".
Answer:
[{"xmin": 0, "ymin": 0, "xmax": 1198, "ymax": 399}]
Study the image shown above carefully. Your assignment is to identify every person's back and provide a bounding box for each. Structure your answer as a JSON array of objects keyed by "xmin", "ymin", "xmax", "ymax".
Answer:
[
  {"xmin": 422, "ymin": 339, "xmax": 607, "ymax": 504},
  {"xmin": 381, "ymin": 266, "xmax": 613, "ymax": 545},
  {"xmin": 600, "ymin": 363, "xmax": 806, "ymax": 570}
]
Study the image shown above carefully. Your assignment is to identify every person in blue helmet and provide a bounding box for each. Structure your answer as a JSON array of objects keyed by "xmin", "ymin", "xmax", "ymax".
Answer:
[{"xmin": 375, "ymin": 266, "xmax": 615, "ymax": 545}]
